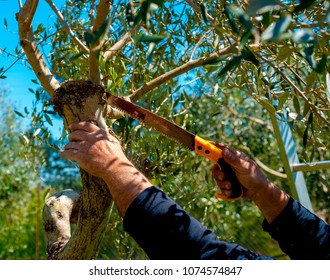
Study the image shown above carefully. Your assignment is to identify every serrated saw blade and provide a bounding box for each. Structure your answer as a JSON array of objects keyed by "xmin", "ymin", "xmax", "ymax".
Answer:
[
  {"xmin": 105, "ymin": 92, "xmax": 243, "ymax": 201},
  {"xmin": 106, "ymin": 93, "xmax": 195, "ymax": 150}
]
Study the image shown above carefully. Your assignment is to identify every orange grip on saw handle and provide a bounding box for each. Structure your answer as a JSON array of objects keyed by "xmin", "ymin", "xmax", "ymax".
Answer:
[{"xmin": 194, "ymin": 136, "xmax": 243, "ymax": 201}]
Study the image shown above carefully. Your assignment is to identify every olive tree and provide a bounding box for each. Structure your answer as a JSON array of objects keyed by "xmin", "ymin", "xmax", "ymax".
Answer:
[{"xmin": 13, "ymin": 0, "xmax": 329, "ymax": 259}]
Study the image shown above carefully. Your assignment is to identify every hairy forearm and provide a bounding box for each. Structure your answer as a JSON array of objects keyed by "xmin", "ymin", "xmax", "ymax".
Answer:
[{"xmin": 102, "ymin": 159, "xmax": 153, "ymax": 217}]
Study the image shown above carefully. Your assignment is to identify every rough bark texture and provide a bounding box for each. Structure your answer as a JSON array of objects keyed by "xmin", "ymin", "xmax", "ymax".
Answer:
[{"xmin": 43, "ymin": 80, "xmax": 113, "ymax": 259}]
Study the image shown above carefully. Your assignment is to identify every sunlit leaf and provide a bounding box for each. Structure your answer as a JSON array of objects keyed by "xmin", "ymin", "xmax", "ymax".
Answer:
[
  {"xmin": 33, "ymin": 128, "xmax": 41, "ymax": 138},
  {"xmin": 146, "ymin": 42, "xmax": 156, "ymax": 63},
  {"xmin": 19, "ymin": 134, "xmax": 29, "ymax": 146},
  {"xmin": 261, "ymin": 15, "xmax": 292, "ymax": 42}
]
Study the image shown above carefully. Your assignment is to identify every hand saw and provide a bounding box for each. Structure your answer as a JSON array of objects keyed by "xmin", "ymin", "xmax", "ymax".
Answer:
[{"xmin": 105, "ymin": 92, "xmax": 243, "ymax": 201}]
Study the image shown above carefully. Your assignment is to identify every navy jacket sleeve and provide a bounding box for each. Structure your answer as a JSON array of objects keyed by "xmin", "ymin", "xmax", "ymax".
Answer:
[
  {"xmin": 123, "ymin": 187, "xmax": 273, "ymax": 260},
  {"xmin": 262, "ymin": 197, "xmax": 330, "ymax": 259}
]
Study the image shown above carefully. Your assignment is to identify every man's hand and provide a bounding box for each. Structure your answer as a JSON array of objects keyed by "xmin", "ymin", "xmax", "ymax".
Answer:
[
  {"xmin": 60, "ymin": 121, "xmax": 152, "ymax": 217},
  {"xmin": 211, "ymin": 143, "xmax": 290, "ymax": 223},
  {"xmin": 60, "ymin": 121, "xmax": 127, "ymax": 179},
  {"xmin": 211, "ymin": 143, "xmax": 272, "ymax": 202}
]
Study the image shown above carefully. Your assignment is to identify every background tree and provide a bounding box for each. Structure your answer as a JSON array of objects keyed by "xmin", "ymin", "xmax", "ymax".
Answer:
[
  {"xmin": 9, "ymin": 0, "xmax": 329, "ymax": 259},
  {"xmin": 0, "ymin": 88, "xmax": 45, "ymax": 259}
]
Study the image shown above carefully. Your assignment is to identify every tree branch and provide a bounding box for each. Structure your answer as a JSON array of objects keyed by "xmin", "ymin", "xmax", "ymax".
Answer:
[
  {"xmin": 130, "ymin": 45, "xmax": 237, "ymax": 102},
  {"xmin": 89, "ymin": 0, "xmax": 113, "ymax": 84},
  {"xmin": 17, "ymin": 0, "xmax": 60, "ymax": 96},
  {"xmin": 43, "ymin": 189, "xmax": 81, "ymax": 259},
  {"xmin": 45, "ymin": 0, "xmax": 89, "ymax": 53}
]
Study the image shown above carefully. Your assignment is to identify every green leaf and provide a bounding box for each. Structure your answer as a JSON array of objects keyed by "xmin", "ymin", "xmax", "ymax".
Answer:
[
  {"xmin": 126, "ymin": 2, "xmax": 135, "ymax": 27},
  {"xmin": 224, "ymin": 5, "xmax": 240, "ymax": 35},
  {"xmin": 19, "ymin": 133, "xmax": 29, "ymax": 146},
  {"xmin": 277, "ymin": 91, "xmax": 290, "ymax": 110},
  {"xmin": 303, "ymin": 126, "xmax": 308, "ymax": 147},
  {"xmin": 246, "ymin": 0, "xmax": 283, "ymax": 16},
  {"xmin": 307, "ymin": 112, "xmax": 314, "ymax": 135},
  {"xmin": 241, "ymin": 47, "xmax": 259, "ymax": 66},
  {"xmin": 200, "ymin": 3, "xmax": 208, "ymax": 24},
  {"xmin": 133, "ymin": 34, "xmax": 167, "ymax": 43},
  {"xmin": 300, "ymin": 46, "xmax": 316, "ymax": 69},
  {"xmin": 134, "ymin": 1, "xmax": 149, "ymax": 26},
  {"xmin": 293, "ymin": 96, "xmax": 300, "ymax": 114},
  {"xmin": 0, "ymin": 75, "xmax": 6, "ymax": 79},
  {"xmin": 226, "ymin": 5, "xmax": 253, "ymax": 31},
  {"xmin": 44, "ymin": 114, "xmax": 53, "ymax": 126},
  {"xmin": 83, "ymin": 20, "xmax": 108, "ymax": 46},
  {"xmin": 14, "ymin": 110, "xmax": 24, "ymax": 118},
  {"xmin": 293, "ymin": 0, "xmax": 317, "ymax": 13},
  {"xmin": 217, "ymin": 55, "xmax": 243, "ymax": 78},
  {"xmin": 146, "ymin": 42, "xmax": 156, "ymax": 63},
  {"xmin": 292, "ymin": 29, "xmax": 315, "ymax": 44},
  {"xmin": 70, "ymin": 52, "xmax": 85, "ymax": 61},
  {"xmin": 83, "ymin": 31, "xmax": 94, "ymax": 45},
  {"xmin": 4, "ymin": 18, "xmax": 8, "ymax": 29},
  {"xmin": 33, "ymin": 128, "xmax": 41, "ymax": 138},
  {"xmin": 315, "ymin": 55, "xmax": 327, "ymax": 73},
  {"xmin": 261, "ymin": 15, "xmax": 292, "ymax": 42}
]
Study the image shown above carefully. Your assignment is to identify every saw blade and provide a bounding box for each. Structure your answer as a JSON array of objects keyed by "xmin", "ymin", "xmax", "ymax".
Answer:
[{"xmin": 106, "ymin": 93, "xmax": 196, "ymax": 150}]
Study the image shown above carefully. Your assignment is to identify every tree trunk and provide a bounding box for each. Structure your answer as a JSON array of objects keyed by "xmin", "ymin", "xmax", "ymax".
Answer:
[{"xmin": 43, "ymin": 80, "xmax": 112, "ymax": 259}]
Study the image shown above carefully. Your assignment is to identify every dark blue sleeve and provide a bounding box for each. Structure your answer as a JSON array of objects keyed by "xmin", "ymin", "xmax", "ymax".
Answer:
[
  {"xmin": 123, "ymin": 187, "xmax": 273, "ymax": 260},
  {"xmin": 262, "ymin": 197, "xmax": 330, "ymax": 259}
]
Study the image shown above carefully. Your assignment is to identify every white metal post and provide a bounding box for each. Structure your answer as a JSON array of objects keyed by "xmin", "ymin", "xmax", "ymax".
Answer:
[{"xmin": 269, "ymin": 112, "xmax": 313, "ymax": 211}]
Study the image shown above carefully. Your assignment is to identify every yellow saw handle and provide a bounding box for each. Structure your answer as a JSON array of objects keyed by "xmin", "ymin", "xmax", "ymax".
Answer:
[{"xmin": 194, "ymin": 136, "xmax": 243, "ymax": 201}]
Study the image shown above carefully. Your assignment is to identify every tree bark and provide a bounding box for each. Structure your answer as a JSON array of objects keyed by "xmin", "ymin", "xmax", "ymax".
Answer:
[{"xmin": 44, "ymin": 80, "xmax": 113, "ymax": 259}]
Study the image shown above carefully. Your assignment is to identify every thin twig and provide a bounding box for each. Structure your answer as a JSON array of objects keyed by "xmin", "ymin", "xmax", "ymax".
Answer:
[
  {"xmin": 45, "ymin": 0, "xmax": 89, "ymax": 53},
  {"xmin": 256, "ymin": 52, "xmax": 330, "ymax": 127}
]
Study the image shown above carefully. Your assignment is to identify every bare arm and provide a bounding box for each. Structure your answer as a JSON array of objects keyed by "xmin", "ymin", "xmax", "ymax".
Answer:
[
  {"xmin": 212, "ymin": 143, "xmax": 290, "ymax": 224},
  {"xmin": 59, "ymin": 121, "xmax": 152, "ymax": 217}
]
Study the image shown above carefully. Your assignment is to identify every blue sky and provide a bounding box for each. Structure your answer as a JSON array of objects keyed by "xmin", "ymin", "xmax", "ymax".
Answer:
[{"xmin": 0, "ymin": 0, "xmax": 65, "ymax": 138}]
